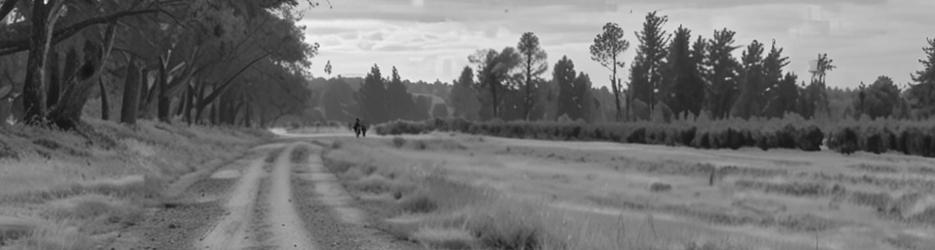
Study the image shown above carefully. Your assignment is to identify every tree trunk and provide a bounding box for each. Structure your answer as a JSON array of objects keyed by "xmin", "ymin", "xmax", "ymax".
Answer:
[
  {"xmin": 22, "ymin": 1, "xmax": 52, "ymax": 124},
  {"xmin": 120, "ymin": 61, "xmax": 141, "ymax": 124},
  {"xmin": 99, "ymin": 79, "xmax": 109, "ymax": 120},
  {"xmin": 184, "ymin": 83, "xmax": 195, "ymax": 124},
  {"xmin": 156, "ymin": 57, "xmax": 171, "ymax": 122},
  {"xmin": 48, "ymin": 22, "xmax": 116, "ymax": 129},
  {"xmin": 175, "ymin": 82, "xmax": 188, "ymax": 117},
  {"xmin": 46, "ymin": 49, "xmax": 60, "ymax": 108}
]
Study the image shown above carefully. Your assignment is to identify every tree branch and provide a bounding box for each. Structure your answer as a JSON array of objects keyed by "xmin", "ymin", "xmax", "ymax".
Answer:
[
  {"xmin": 0, "ymin": 0, "xmax": 17, "ymax": 22},
  {"xmin": 197, "ymin": 53, "xmax": 270, "ymax": 110},
  {"xmin": 0, "ymin": 9, "xmax": 160, "ymax": 56}
]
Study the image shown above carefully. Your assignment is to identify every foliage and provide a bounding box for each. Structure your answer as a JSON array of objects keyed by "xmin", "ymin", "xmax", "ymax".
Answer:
[
  {"xmin": 376, "ymin": 118, "xmax": 830, "ymax": 153},
  {"xmin": 630, "ymin": 11, "xmax": 670, "ymax": 118},
  {"xmin": 589, "ymin": 22, "xmax": 630, "ymax": 121}
]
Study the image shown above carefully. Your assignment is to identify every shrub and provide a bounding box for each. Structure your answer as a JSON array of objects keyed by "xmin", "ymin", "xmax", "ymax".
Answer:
[
  {"xmin": 650, "ymin": 182, "xmax": 672, "ymax": 192},
  {"xmin": 392, "ymin": 137, "xmax": 406, "ymax": 148},
  {"xmin": 374, "ymin": 118, "xmax": 935, "ymax": 157}
]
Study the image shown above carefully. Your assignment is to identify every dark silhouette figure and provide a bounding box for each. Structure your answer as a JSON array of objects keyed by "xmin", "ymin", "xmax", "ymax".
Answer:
[{"xmin": 353, "ymin": 118, "xmax": 368, "ymax": 138}]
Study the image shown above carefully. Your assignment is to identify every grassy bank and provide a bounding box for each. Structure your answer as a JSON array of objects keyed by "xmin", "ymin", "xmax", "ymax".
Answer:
[{"xmin": 0, "ymin": 119, "xmax": 269, "ymax": 249}]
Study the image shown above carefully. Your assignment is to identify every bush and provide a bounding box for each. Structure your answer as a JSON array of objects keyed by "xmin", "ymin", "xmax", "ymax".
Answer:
[
  {"xmin": 372, "ymin": 118, "xmax": 935, "ymax": 157},
  {"xmin": 392, "ymin": 137, "xmax": 406, "ymax": 148}
]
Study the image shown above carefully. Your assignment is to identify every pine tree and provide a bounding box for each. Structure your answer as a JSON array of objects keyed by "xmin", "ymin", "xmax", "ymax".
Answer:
[
  {"xmin": 703, "ymin": 28, "xmax": 741, "ymax": 119},
  {"xmin": 357, "ymin": 64, "xmax": 387, "ymax": 123},
  {"xmin": 448, "ymin": 66, "xmax": 481, "ymax": 120},
  {"xmin": 630, "ymin": 11, "xmax": 670, "ymax": 119},
  {"xmin": 908, "ymin": 38, "xmax": 935, "ymax": 117},
  {"xmin": 589, "ymin": 22, "xmax": 630, "ymax": 121},
  {"xmin": 554, "ymin": 56, "xmax": 577, "ymax": 119},
  {"xmin": 661, "ymin": 26, "xmax": 704, "ymax": 117},
  {"xmin": 731, "ymin": 40, "xmax": 766, "ymax": 119}
]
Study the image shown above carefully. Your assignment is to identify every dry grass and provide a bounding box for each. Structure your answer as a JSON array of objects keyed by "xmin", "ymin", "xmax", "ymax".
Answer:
[{"xmin": 0, "ymin": 119, "xmax": 268, "ymax": 248}]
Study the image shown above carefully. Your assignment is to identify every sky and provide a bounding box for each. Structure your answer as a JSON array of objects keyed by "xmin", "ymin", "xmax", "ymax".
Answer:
[{"xmin": 299, "ymin": 0, "xmax": 934, "ymax": 89}]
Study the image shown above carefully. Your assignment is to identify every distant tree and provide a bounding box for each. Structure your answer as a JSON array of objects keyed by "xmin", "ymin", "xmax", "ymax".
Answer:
[
  {"xmin": 589, "ymin": 22, "xmax": 630, "ymax": 121},
  {"xmin": 853, "ymin": 76, "xmax": 900, "ymax": 119},
  {"xmin": 413, "ymin": 95, "xmax": 431, "ymax": 120},
  {"xmin": 321, "ymin": 78, "xmax": 357, "ymax": 122},
  {"xmin": 703, "ymin": 28, "xmax": 741, "ymax": 119},
  {"xmin": 731, "ymin": 40, "xmax": 766, "ymax": 119},
  {"xmin": 661, "ymin": 26, "xmax": 704, "ymax": 117},
  {"xmin": 386, "ymin": 66, "xmax": 417, "ymax": 120},
  {"xmin": 908, "ymin": 38, "xmax": 935, "ymax": 118},
  {"xmin": 762, "ymin": 73, "xmax": 800, "ymax": 118},
  {"xmin": 803, "ymin": 53, "xmax": 834, "ymax": 118},
  {"xmin": 760, "ymin": 40, "xmax": 792, "ymax": 118},
  {"xmin": 470, "ymin": 47, "xmax": 521, "ymax": 120},
  {"xmin": 432, "ymin": 103, "xmax": 448, "ymax": 118},
  {"xmin": 573, "ymin": 72, "xmax": 595, "ymax": 122},
  {"xmin": 324, "ymin": 60, "xmax": 332, "ymax": 76},
  {"xmin": 630, "ymin": 11, "xmax": 670, "ymax": 119},
  {"xmin": 357, "ymin": 64, "xmax": 387, "ymax": 123},
  {"xmin": 448, "ymin": 66, "xmax": 481, "ymax": 120},
  {"xmin": 517, "ymin": 32, "xmax": 548, "ymax": 120},
  {"xmin": 554, "ymin": 56, "xmax": 577, "ymax": 119}
]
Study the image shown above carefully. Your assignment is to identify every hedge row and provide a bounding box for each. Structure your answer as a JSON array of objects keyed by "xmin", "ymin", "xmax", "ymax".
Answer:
[
  {"xmin": 826, "ymin": 122, "xmax": 935, "ymax": 157},
  {"xmin": 375, "ymin": 118, "xmax": 824, "ymax": 152},
  {"xmin": 376, "ymin": 118, "xmax": 935, "ymax": 158}
]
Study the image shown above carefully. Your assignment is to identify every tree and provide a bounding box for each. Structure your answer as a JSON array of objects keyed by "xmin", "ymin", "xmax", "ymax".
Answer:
[
  {"xmin": 320, "ymin": 78, "xmax": 357, "ymax": 122},
  {"xmin": 324, "ymin": 60, "xmax": 332, "ymax": 76},
  {"xmin": 760, "ymin": 40, "xmax": 792, "ymax": 118},
  {"xmin": 589, "ymin": 22, "xmax": 630, "ymax": 121},
  {"xmin": 386, "ymin": 66, "xmax": 417, "ymax": 120},
  {"xmin": 357, "ymin": 64, "xmax": 387, "ymax": 123},
  {"xmin": 908, "ymin": 37, "xmax": 935, "ymax": 118},
  {"xmin": 853, "ymin": 76, "xmax": 900, "ymax": 119},
  {"xmin": 661, "ymin": 26, "xmax": 704, "ymax": 118},
  {"xmin": 470, "ymin": 47, "xmax": 520, "ymax": 120},
  {"xmin": 448, "ymin": 66, "xmax": 481, "ymax": 119},
  {"xmin": 630, "ymin": 11, "xmax": 669, "ymax": 119},
  {"xmin": 731, "ymin": 40, "xmax": 766, "ymax": 119},
  {"xmin": 432, "ymin": 103, "xmax": 448, "ymax": 118},
  {"xmin": 517, "ymin": 32, "xmax": 547, "ymax": 120},
  {"xmin": 573, "ymin": 72, "xmax": 595, "ymax": 122},
  {"xmin": 703, "ymin": 28, "xmax": 741, "ymax": 119},
  {"xmin": 554, "ymin": 56, "xmax": 577, "ymax": 119},
  {"xmin": 803, "ymin": 53, "xmax": 834, "ymax": 118},
  {"xmin": 762, "ymin": 73, "xmax": 800, "ymax": 118}
]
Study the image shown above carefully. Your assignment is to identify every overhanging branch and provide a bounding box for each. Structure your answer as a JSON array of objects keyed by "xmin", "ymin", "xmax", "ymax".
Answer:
[{"xmin": 0, "ymin": 9, "xmax": 160, "ymax": 56}]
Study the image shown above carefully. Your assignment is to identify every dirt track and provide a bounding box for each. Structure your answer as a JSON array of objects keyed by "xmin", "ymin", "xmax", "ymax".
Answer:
[{"xmin": 107, "ymin": 136, "xmax": 414, "ymax": 250}]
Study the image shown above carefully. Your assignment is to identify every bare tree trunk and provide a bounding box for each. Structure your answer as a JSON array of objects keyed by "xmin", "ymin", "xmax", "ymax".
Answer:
[
  {"xmin": 48, "ymin": 22, "xmax": 116, "ymax": 129},
  {"xmin": 22, "ymin": 1, "xmax": 53, "ymax": 124},
  {"xmin": 156, "ymin": 57, "xmax": 170, "ymax": 122},
  {"xmin": 120, "ymin": 61, "xmax": 141, "ymax": 124},
  {"xmin": 184, "ymin": 83, "xmax": 195, "ymax": 124},
  {"xmin": 99, "ymin": 79, "xmax": 109, "ymax": 120},
  {"xmin": 46, "ymin": 49, "xmax": 60, "ymax": 108}
]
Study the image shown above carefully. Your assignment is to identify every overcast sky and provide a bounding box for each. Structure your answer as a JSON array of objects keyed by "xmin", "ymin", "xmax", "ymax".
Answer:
[{"xmin": 300, "ymin": 0, "xmax": 934, "ymax": 89}]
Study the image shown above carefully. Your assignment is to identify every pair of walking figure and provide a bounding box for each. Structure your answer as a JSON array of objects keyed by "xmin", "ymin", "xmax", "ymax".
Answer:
[{"xmin": 353, "ymin": 118, "xmax": 368, "ymax": 138}]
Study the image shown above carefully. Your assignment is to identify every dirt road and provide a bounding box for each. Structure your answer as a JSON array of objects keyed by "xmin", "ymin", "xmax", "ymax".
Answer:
[{"xmin": 108, "ymin": 137, "xmax": 414, "ymax": 250}]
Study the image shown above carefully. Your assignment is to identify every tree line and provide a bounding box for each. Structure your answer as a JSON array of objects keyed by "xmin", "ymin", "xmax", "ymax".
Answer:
[
  {"xmin": 436, "ymin": 11, "xmax": 935, "ymax": 123},
  {"xmin": 0, "ymin": 0, "xmax": 319, "ymax": 130}
]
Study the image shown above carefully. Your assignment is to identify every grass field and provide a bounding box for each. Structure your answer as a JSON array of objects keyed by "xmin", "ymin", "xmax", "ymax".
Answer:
[
  {"xmin": 0, "ymin": 120, "xmax": 268, "ymax": 249},
  {"xmin": 322, "ymin": 132, "xmax": 935, "ymax": 250}
]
